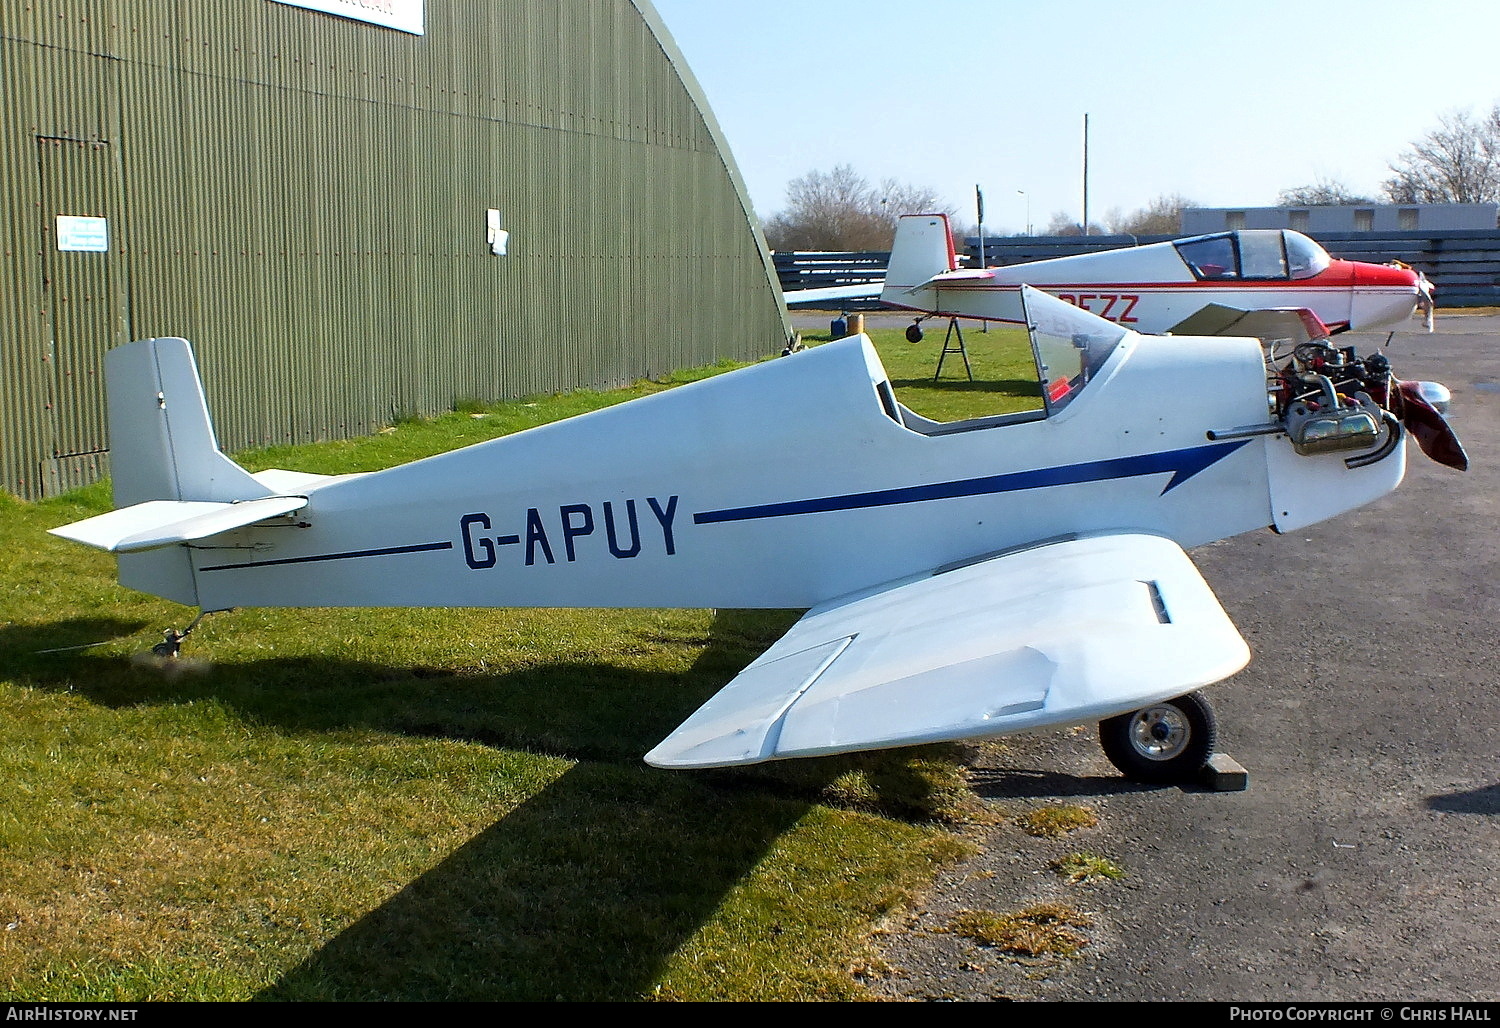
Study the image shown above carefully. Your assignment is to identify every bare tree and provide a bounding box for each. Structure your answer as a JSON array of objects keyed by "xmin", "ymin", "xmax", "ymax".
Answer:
[
  {"xmin": 1382, "ymin": 106, "xmax": 1500, "ymax": 204},
  {"xmin": 1043, "ymin": 210, "xmax": 1107, "ymax": 236},
  {"xmin": 1277, "ymin": 177, "xmax": 1375, "ymax": 206},
  {"xmin": 762, "ymin": 165, "xmax": 953, "ymax": 251},
  {"xmin": 1106, "ymin": 193, "xmax": 1196, "ymax": 235}
]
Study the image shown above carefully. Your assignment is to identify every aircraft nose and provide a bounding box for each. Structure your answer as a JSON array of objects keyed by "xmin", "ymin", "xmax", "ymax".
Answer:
[{"xmin": 1355, "ymin": 261, "xmax": 1420, "ymax": 287}]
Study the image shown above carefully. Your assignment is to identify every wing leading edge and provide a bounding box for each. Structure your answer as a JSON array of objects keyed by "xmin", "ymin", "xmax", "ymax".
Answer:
[{"xmin": 645, "ymin": 533, "xmax": 1249, "ymax": 769}]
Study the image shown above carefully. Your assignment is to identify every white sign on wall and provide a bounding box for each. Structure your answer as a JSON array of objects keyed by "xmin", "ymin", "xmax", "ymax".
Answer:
[
  {"xmin": 269, "ymin": 0, "xmax": 424, "ymax": 36},
  {"xmin": 56, "ymin": 216, "xmax": 109, "ymax": 253},
  {"xmin": 487, "ymin": 210, "xmax": 509, "ymax": 256}
]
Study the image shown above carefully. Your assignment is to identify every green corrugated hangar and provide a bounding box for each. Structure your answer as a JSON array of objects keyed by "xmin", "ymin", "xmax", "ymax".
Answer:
[{"xmin": 1, "ymin": 0, "xmax": 789, "ymax": 499}]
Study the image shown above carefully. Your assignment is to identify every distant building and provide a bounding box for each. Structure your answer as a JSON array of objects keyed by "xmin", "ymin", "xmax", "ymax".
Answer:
[
  {"xmin": 2, "ymin": 1, "xmax": 787, "ymax": 499},
  {"xmin": 1182, "ymin": 204, "xmax": 1500, "ymax": 235}
]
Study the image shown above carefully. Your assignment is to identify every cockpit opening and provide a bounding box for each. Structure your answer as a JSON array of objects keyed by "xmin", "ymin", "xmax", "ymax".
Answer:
[{"xmin": 879, "ymin": 287, "xmax": 1127, "ymax": 435}]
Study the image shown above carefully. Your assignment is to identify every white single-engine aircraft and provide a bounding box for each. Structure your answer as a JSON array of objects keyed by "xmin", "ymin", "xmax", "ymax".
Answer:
[
  {"xmin": 49, "ymin": 287, "xmax": 1466, "ymax": 783},
  {"xmin": 790, "ymin": 214, "xmax": 1436, "ymax": 344}
]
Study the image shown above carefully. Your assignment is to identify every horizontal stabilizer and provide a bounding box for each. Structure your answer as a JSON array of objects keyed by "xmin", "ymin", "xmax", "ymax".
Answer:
[
  {"xmin": 897, "ymin": 268, "xmax": 997, "ymax": 296},
  {"xmin": 646, "ymin": 533, "xmax": 1248, "ymax": 768},
  {"xmin": 927, "ymin": 268, "xmax": 995, "ymax": 284},
  {"xmin": 49, "ymin": 495, "xmax": 308, "ymax": 553},
  {"xmin": 1169, "ymin": 304, "xmax": 1329, "ymax": 344},
  {"xmin": 783, "ymin": 283, "xmax": 884, "ymax": 307}
]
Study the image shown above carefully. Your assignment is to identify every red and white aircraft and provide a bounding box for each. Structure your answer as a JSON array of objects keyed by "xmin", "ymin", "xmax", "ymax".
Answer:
[{"xmin": 791, "ymin": 214, "xmax": 1435, "ymax": 344}]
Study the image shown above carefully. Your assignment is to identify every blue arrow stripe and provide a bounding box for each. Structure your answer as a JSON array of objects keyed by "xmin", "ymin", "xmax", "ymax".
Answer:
[{"xmin": 692, "ymin": 440, "xmax": 1249, "ymax": 526}]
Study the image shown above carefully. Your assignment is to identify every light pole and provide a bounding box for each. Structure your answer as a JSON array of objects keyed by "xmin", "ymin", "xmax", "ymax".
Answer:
[
  {"xmin": 1082, "ymin": 112, "xmax": 1090, "ymax": 236},
  {"xmin": 1017, "ymin": 189, "xmax": 1031, "ymax": 236},
  {"xmin": 975, "ymin": 184, "xmax": 985, "ymax": 268}
]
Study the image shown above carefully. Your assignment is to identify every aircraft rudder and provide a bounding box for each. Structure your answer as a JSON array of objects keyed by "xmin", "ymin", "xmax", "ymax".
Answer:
[
  {"xmin": 106, "ymin": 337, "xmax": 186, "ymax": 507},
  {"xmin": 882, "ymin": 213, "xmax": 957, "ymax": 302},
  {"xmin": 102, "ymin": 336, "xmax": 268, "ymax": 608},
  {"xmin": 107, "ymin": 337, "xmax": 267, "ymax": 507}
]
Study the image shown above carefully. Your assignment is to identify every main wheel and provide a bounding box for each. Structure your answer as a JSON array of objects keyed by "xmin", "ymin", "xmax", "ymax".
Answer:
[{"xmin": 1099, "ymin": 691, "xmax": 1217, "ymax": 785}]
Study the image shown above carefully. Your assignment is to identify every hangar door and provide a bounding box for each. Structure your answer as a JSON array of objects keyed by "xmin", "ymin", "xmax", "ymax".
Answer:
[{"xmin": 37, "ymin": 135, "xmax": 128, "ymax": 495}]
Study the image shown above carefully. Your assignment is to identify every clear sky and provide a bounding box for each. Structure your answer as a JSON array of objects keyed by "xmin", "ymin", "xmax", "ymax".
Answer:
[{"xmin": 651, "ymin": 0, "xmax": 1500, "ymax": 233}]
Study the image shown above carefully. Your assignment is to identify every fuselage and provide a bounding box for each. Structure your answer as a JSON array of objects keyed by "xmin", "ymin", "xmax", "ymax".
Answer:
[
  {"xmin": 182, "ymin": 297, "xmax": 1406, "ymax": 614},
  {"xmin": 883, "ymin": 223, "xmax": 1427, "ymax": 336}
]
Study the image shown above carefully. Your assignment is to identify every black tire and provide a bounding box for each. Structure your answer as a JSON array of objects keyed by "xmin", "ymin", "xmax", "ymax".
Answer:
[{"xmin": 1099, "ymin": 691, "xmax": 1217, "ymax": 785}]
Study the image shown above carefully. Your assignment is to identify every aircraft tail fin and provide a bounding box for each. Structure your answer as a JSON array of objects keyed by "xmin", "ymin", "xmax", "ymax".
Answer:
[
  {"xmin": 107, "ymin": 337, "xmax": 270, "ymax": 507},
  {"xmin": 53, "ymin": 338, "xmax": 274, "ymax": 606},
  {"xmin": 880, "ymin": 214, "xmax": 958, "ymax": 306}
]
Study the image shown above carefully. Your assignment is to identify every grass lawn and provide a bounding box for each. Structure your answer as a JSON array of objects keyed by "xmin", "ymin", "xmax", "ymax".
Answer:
[
  {"xmin": 822, "ymin": 322, "xmax": 1042, "ymax": 424},
  {"xmin": 0, "ymin": 325, "xmax": 1037, "ymax": 1001}
]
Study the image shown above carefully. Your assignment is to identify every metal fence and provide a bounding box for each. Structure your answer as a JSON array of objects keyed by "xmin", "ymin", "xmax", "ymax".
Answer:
[{"xmin": 773, "ymin": 250, "xmax": 889, "ymax": 308}]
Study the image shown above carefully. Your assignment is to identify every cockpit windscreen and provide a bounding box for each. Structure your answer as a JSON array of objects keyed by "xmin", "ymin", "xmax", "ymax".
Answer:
[{"xmin": 1022, "ymin": 286, "xmax": 1127, "ymax": 413}]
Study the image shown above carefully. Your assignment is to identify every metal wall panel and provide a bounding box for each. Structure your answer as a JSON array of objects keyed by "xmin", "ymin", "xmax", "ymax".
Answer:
[{"xmin": 1, "ymin": 0, "xmax": 787, "ymax": 498}]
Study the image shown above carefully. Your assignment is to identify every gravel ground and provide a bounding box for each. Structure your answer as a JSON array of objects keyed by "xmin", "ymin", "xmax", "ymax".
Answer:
[{"xmin": 855, "ymin": 311, "xmax": 1500, "ymax": 1003}]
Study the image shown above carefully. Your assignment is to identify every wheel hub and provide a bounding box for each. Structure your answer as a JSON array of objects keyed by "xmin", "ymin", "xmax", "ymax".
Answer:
[{"xmin": 1130, "ymin": 705, "xmax": 1190, "ymax": 761}]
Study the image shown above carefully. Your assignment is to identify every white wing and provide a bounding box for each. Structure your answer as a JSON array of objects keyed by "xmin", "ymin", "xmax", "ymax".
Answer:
[
  {"xmin": 1168, "ymin": 303, "xmax": 1330, "ymax": 344},
  {"xmin": 646, "ymin": 533, "xmax": 1248, "ymax": 769}
]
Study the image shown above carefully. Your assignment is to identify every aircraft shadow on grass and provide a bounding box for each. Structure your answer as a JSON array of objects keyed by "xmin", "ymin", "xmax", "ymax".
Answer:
[{"xmin": 8, "ymin": 612, "xmax": 974, "ymax": 1001}]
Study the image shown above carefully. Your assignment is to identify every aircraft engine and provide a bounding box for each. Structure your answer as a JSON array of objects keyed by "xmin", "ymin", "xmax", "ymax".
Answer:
[{"xmin": 1272, "ymin": 341, "xmax": 1468, "ymax": 471}]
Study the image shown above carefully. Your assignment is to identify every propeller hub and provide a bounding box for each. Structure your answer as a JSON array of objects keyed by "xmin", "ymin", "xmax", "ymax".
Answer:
[{"xmin": 1409, "ymin": 380, "xmax": 1452, "ymax": 415}]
